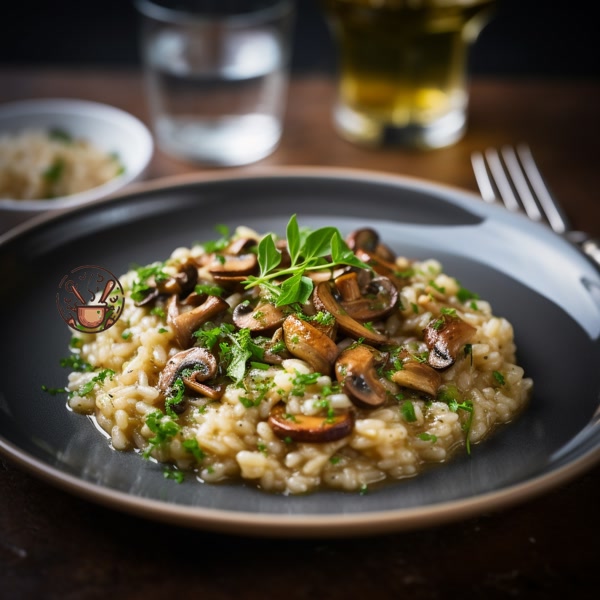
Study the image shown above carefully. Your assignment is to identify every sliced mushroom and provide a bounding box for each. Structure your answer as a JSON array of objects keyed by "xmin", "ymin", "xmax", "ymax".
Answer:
[
  {"xmin": 158, "ymin": 347, "xmax": 217, "ymax": 392},
  {"xmin": 224, "ymin": 237, "xmax": 257, "ymax": 256},
  {"xmin": 135, "ymin": 261, "xmax": 198, "ymax": 307},
  {"xmin": 169, "ymin": 295, "xmax": 230, "ymax": 348},
  {"xmin": 346, "ymin": 228, "xmax": 396, "ymax": 263},
  {"xmin": 157, "ymin": 347, "xmax": 219, "ymax": 411},
  {"xmin": 268, "ymin": 404, "xmax": 354, "ymax": 443},
  {"xmin": 262, "ymin": 328, "xmax": 293, "ymax": 365},
  {"xmin": 423, "ymin": 313, "xmax": 476, "ymax": 369},
  {"xmin": 232, "ymin": 300, "xmax": 286, "ymax": 333},
  {"xmin": 282, "ymin": 314, "xmax": 339, "ymax": 375},
  {"xmin": 390, "ymin": 362, "xmax": 442, "ymax": 398},
  {"xmin": 313, "ymin": 281, "xmax": 388, "ymax": 345},
  {"xmin": 158, "ymin": 260, "xmax": 198, "ymax": 297},
  {"xmin": 334, "ymin": 272, "xmax": 398, "ymax": 322},
  {"xmin": 182, "ymin": 380, "xmax": 225, "ymax": 400},
  {"xmin": 208, "ymin": 253, "xmax": 258, "ymax": 278},
  {"xmin": 335, "ymin": 344, "xmax": 389, "ymax": 408}
]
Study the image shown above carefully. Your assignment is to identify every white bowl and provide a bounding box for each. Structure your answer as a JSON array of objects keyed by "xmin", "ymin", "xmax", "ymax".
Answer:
[{"xmin": 0, "ymin": 98, "xmax": 154, "ymax": 232}]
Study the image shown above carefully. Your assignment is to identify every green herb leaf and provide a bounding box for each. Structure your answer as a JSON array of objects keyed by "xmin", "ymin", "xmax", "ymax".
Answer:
[
  {"xmin": 49, "ymin": 128, "xmax": 72, "ymax": 143},
  {"xmin": 243, "ymin": 216, "xmax": 371, "ymax": 307},
  {"xmin": 400, "ymin": 400, "xmax": 417, "ymax": 422},
  {"xmin": 493, "ymin": 371, "xmax": 506, "ymax": 386},
  {"xmin": 43, "ymin": 158, "xmax": 64, "ymax": 183},
  {"xmin": 59, "ymin": 355, "xmax": 93, "ymax": 372},
  {"xmin": 257, "ymin": 234, "xmax": 281, "ymax": 277},
  {"xmin": 286, "ymin": 213, "xmax": 301, "ymax": 265},
  {"xmin": 143, "ymin": 410, "xmax": 181, "ymax": 458}
]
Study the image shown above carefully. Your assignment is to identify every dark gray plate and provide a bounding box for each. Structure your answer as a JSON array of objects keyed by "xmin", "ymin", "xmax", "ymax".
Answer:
[{"xmin": 1, "ymin": 168, "xmax": 599, "ymax": 537}]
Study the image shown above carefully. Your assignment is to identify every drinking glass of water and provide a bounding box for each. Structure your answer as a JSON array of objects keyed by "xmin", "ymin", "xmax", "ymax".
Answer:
[{"xmin": 136, "ymin": 0, "xmax": 294, "ymax": 166}]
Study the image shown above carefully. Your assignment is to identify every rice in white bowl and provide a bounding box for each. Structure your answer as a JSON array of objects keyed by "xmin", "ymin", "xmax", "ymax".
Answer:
[
  {"xmin": 63, "ymin": 222, "xmax": 532, "ymax": 495},
  {"xmin": 0, "ymin": 128, "xmax": 123, "ymax": 200}
]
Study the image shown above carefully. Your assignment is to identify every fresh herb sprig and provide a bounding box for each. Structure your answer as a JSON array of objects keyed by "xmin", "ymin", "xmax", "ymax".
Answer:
[{"xmin": 243, "ymin": 215, "xmax": 370, "ymax": 306}]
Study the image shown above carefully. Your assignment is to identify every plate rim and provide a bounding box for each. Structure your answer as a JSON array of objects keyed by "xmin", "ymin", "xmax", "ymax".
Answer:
[
  {"xmin": 2, "ymin": 165, "xmax": 496, "ymax": 242},
  {"xmin": 1, "ymin": 166, "xmax": 599, "ymax": 537}
]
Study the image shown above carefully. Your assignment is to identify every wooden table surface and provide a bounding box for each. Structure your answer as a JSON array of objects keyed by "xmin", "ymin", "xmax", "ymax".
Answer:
[{"xmin": 1, "ymin": 68, "xmax": 599, "ymax": 599}]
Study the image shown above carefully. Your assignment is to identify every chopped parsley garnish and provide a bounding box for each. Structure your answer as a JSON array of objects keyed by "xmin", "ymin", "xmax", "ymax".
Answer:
[
  {"xmin": 130, "ymin": 262, "xmax": 169, "ymax": 302},
  {"xmin": 59, "ymin": 355, "xmax": 92, "ymax": 372},
  {"xmin": 418, "ymin": 432, "xmax": 438, "ymax": 443},
  {"xmin": 457, "ymin": 285, "xmax": 480, "ymax": 303},
  {"xmin": 69, "ymin": 337, "xmax": 83, "ymax": 349},
  {"xmin": 150, "ymin": 306, "xmax": 166, "ymax": 318},
  {"xmin": 43, "ymin": 158, "xmax": 65, "ymax": 183},
  {"xmin": 121, "ymin": 330, "xmax": 132, "ymax": 340},
  {"xmin": 400, "ymin": 400, "xmax": 417, "ymax": 422},
  {"xmin": 163, "ymin": 467, "xmax": 184, "ymax": 483},
  {"xmin": 493, "ymin": 371, "xmax": 506, "ymax": 386},
  {"xmin": 72, "ymin": 369, "xmax": 115, "ymax": 398},
  {"xmin": 182, "ymin": 438, "xmax": 206, "ymax": 462},
  {"xmin": 165, "ymin": 377, "xmax": 186, "ymax": 418},
  {"xmin": 291, "ymin": 371, "xmax": 321, "ymax": 396},
  {"xmin": 41, "ymin": 384, "xmax": 68, "ymax": 396},
  {"xmin": 49, "ymin": 128, "xmax": 72, "ymax": 143},
  {"xmin": 143, "ymin": 410, "xmax": 180, "ymax": 458},
  {"xmin": 195, "ymin": 283, "xmax": 225, "ymax": 297},
  {"xmin": 464, "ymin": 343, "xmax": 473, "ymax": 365},
  {"xmin": 200, "ymin": 224, "xmax": 231, "ymax": 253},
  {"xmin": 239, "ymin": 396, "xmax": 261, "ymax": 408},
  {"xmin": 428, "ymin": 280, "xmax": 445, "ymax": 294}
]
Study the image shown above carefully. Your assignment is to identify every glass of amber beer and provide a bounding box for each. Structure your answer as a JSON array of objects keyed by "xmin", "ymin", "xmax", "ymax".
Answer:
[{"xmin": 321, "ymin": 0, "xmax": 496, "ymax": 149}]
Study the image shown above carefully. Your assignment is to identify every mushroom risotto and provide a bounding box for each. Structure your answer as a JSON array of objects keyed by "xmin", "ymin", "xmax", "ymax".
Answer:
[{"xmin": 64, "ymin": 218, "xmax": 532, "ymax": 494}]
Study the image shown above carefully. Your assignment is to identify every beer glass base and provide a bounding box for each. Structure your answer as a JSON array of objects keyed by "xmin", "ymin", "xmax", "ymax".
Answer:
[{"xmin": 333, "ymin": 103, "xmax": 467, "ymax": 150}]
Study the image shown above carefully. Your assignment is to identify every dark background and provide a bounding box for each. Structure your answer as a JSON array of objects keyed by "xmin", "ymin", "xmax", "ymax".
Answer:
[{"xmin": 0, "ymin": 0, "xmax": 598, "ymax": 78}]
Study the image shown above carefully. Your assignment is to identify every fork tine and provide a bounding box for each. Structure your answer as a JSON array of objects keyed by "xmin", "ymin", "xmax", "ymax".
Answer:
[
  {"xmin": 483, "ymin": 148, "xmax": 521, "ymax": 212},
  {"xmin": 500, "ymin": 146, "xmax": 544, "ymax": 222},
  {"xmin": 515, "ymin": 144, "xmax": 570, "ymax": 235},
  {"xmin": 470, "ymin": 151, "xmax": 497, "ymax": 204}
]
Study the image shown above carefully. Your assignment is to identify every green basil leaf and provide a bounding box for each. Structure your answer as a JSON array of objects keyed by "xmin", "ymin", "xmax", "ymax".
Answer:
[
  {"xmin": 257, "ymin": 234, "xmax": 281, "ymax": 277},
  {"xmin": 286, "ymin": 214, "xmax": 300, "ymax": 265},
  {"xmin": 302, "ymin": 227, "xmax": 337, "ymax": 260}
]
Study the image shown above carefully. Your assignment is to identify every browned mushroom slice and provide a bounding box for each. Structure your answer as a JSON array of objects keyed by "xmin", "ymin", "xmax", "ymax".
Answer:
[
  {"xmin": 262, "ymin": 328, "xmax": 292, "ymax": 365},
  {"xmin": 208, "ymin": 253, "xmax": 258, "ymax": 278},
  {"xmin": 169, "ymin": 295, "xmax": 230, "ymax": 348},
  {"xmin": 157, "ymin": 347, "xmax": 219, "ymax": 411},
  {"xmin": 135, "ymin": 261, "xmax": 199, "ymax": 307},
  {"xmin": 232, "ymin": 301, "xmax": 286, "ymax": 333},
  {"xmin": 313, "ymin": 281, "xmax": 388, "ymax": 345},
  {"xmin": 158, "ymin": 260, "xmax": 198, "ymax": 297},
  {"xmin": 182, "ymin": 379, "xmax": 225, "ymax": 400},
  {"xmin": 282, "ymin": 315, "xmax": 339, "ymax": 375},
  {"xmin": 268, "ymin": 404, "xmax": 354, "ymax": 443},
  {"xmin": 334, "ymin": 272, "xmax": 398, "ymax": 322},
  {"xmin": 391, "ymin": 362, "xmax": 442, "ymax": 398},
  {"xmin": 224, "ymin": 237, "xmax": 257, "ymax": 256},
  {"xmin": 346, "ymin": 228, "xmax": 396, "ymax": 262},
  {"xmin": 423, "ymin": 313, "xmax": 476, "ymax": 369},
  {"xmin": 335, "ymin": 344, "xmax": 389, "ymax": 408}
]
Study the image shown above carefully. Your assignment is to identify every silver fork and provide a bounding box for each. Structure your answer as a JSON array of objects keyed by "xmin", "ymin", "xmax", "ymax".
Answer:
[{"xmin": 471, "ymin": 144, "xmax": 600, "ymax": 268}]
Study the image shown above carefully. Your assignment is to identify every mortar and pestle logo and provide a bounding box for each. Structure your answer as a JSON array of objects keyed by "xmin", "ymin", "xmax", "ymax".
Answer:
[{"xmin": 56, "ymin": 265, "xmax": 124, "ymax": 333}]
